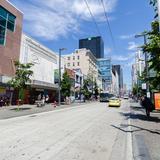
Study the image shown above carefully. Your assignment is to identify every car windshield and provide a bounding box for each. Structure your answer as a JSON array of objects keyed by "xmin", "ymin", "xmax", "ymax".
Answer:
[
  {"xmin": 110, "ymin": 97, "xmax": 118, "ymax": 100},
  {"xmin": 100, "ymin": 93, "xmax": 109, "ymax": 98}
]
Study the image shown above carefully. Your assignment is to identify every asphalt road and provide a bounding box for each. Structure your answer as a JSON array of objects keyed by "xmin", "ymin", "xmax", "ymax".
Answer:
[{"xmin": 0, "ymin": 100, "xmax": 133, "ymax": 160}]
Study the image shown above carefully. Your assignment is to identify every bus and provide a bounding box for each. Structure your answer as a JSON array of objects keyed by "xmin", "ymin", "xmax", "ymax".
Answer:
[{"xmin": 99, "ymin": 92, "xmax": 110, "ymax": 102}]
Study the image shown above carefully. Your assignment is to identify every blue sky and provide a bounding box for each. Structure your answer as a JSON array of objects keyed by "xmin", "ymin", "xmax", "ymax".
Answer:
[{"xmin": 9, "ymin": 0, "xmax": 155, "ymax": 89}]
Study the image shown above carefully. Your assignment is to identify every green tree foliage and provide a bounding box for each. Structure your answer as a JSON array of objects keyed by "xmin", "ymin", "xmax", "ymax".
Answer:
[
  {"xmin": 150, "ymin": 0, "xmax": 158, "ymax": 18},
  {"xmin": 142, "ymin": 21, "xmax": 160, "ymax": 89},
  {"xmin": 81, "ymin": 78, "xmax": 92, "ymax": 99},
  {"xmin": 61, "ymin": 71, "xmax": 71, "ymax": 98},
  {"xmin": 94, "ymin": 81, "xmax": 99, "ymax": 96},
  {"xmin": 132, "ymin": 84, "xmax": 138, "ymax": 95},
  {"xmin": 8, "ymin": 61, "xmax": 33, "ymax": 100}
]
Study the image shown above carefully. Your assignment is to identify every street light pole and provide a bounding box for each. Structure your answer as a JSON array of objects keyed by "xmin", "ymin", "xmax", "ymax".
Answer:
[{"xmin": 58, "ymin": 48, "xmax": 66, "ymax": 106}]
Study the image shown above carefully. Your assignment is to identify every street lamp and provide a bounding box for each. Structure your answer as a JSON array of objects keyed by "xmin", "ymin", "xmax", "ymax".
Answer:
[
  {"xmin": 58, "ymin": 48, "xmax": 67, "ymax": 106},
  {"xmin": 135, "ymin": 33, "xmax": 149, "ymax": 95}
]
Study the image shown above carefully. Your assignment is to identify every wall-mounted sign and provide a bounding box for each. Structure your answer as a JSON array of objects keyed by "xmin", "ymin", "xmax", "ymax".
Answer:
[{"xmin": 142, "ymin": 83, "xmax": 146, "ymax": 90}]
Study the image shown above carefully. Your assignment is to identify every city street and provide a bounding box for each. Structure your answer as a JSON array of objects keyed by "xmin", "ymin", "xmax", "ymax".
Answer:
[{"xmin": 0, "ymin": 100, "xmax": 132, "ymax": 160}]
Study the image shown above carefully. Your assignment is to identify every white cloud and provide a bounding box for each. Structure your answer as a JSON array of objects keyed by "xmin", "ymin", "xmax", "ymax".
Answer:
[
  {"xmin": 104, "ymin": 47, "xmax": 112, "ymax": 55},
  {"xmin": 127, "ymin": 42, "xmax": 138, "ymax": 51},
  {"xmin": 119, "ymin": 34, "xmax": 134, "ymax": 40},
  {"xmin": 111, "ymin": 52, "xmax": 135, "ymax": 62},
  {"xmin": 10, "ymin": 0, "xmax": 118, "ymax": 40},
  {"xmin": 112, "ymin": 55, "xmax": 129, "ymax": 61}
]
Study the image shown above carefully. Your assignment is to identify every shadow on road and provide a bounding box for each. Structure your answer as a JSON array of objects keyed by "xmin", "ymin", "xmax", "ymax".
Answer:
[
  {"xmin": 111, "ymin": 124, "xmax": 160, "ymax": 135},
  {"xmin": 120, "ymin": 111, "xmax": 160, "ymax": 123}
]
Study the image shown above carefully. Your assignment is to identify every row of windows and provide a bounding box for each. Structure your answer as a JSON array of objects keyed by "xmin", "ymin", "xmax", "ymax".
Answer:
[
  {"xmin": 97, "ymin": 61, "xmax": 110, "ymax": 66},
  {"xmin": 0, "ymin": 6, "xmax": 16, "ymax": 45},
  {"xmin": 67, "ymin": 62, "xmax": 80, "ymax": 67},
  {"xmin": 68, "ymin": 55, "xmax": 80, "ymax": 60}
]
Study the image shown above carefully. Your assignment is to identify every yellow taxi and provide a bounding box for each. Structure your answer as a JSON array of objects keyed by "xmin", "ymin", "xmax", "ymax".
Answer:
[{"xmin": 108, "ymin": 97, "xmax": 121, "ymax": 107}]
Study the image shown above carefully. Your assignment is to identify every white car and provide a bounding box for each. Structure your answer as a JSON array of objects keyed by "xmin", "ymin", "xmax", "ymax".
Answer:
[{"xmin": 123, "ymin": 94, "xmax": 129, "ymax": 99}]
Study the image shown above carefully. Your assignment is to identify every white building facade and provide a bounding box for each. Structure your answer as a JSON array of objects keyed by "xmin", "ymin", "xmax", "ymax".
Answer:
[
  {"xmin": 111, "ymin": 67, "xmax": 119, "ymax": 95},
  {"xmin": 20, "ymin": 33, "xmax": 59, "ymax": 103}
]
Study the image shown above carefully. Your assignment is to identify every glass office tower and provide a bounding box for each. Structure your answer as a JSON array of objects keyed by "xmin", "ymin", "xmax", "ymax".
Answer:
[
  {"xmin": 79, "ymin": 36, "xmax": 104, "ymax": 58},
  {"xmin": 97, "ymin": 58, "xmax": 112, "ymax": 91}
]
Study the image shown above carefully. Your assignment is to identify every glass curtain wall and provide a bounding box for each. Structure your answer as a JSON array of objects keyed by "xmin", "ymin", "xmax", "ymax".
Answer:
[{"xmin": 0, "ymin": 6, "xmax": 16, "ymax": 45}]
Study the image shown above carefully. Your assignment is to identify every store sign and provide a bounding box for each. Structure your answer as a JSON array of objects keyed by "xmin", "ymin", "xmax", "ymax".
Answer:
[
  {"xmin": 154, "ymin": 93, "xmax": 160, "ymax": 110},
  {"xmin": 142, "ymin": 83, "xmax": 146, "ymax": 90}
]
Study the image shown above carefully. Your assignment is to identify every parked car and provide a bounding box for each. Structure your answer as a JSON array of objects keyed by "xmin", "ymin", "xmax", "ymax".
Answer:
[{"xmin": 108, "ymin": 97, "xmax": 121, "ymax": 107}]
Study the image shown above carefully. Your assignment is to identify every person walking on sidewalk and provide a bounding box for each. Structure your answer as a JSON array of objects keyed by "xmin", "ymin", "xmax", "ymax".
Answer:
[{"xmin": 141, "ymin": 95, "xmax": 154, "ymax": 118}]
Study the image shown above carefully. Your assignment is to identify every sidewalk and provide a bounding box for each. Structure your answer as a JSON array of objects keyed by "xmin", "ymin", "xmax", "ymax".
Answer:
[
  {"xmin": 129, "ymin": 100, "xmax": 160, "ymax": 160},
  {"xmin": 0, "ymin": 101, "xmax": 92, "ymax": 120}
]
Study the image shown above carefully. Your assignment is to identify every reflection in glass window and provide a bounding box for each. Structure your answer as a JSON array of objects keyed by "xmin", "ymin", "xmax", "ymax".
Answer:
[
  {"xmin": 0, "ymin": 16, "xmax": 6, "ymax": 27},
  {"xmin": 0, "ymin": 6, "xmax": 7, "ymax": 18},
  {"xmin": 0, "ymin": 6, "xmax": 16, "ymax": 45},
  {"xmin": 7, "ymin": 21, "xmax": 14, "ymax": 31},
  {"xmin": 0, "ymin": 25, "xmax": 5, "ymax": 45}
]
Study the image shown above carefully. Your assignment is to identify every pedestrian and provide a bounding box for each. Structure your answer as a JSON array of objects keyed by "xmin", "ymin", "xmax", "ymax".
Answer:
[
  {"xmin": 45, "ymin": 95, "xmax": 49, "ymax": 103},
  {"xmin": 0, "ymin": 97, "xmax": 3, "ymax": 107},
  {"xmin": 42, "ymin": 95, "xmax": 45, "ymax": 106},
  {"xmin": 141, "ymin": 95, "xmax": 154, "ymax": 118},
  {"xmin": 37, "ymin": 94, "xmax": 41, "ymax": 100}
]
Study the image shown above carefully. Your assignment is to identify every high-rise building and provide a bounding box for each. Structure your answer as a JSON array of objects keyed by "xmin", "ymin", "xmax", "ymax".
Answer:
[
  {"xmin": 63, "ymin": 48, "xmax": 98, "ymax": 78},
  {"xmin": 112, "ymin": 65, "xmax": 123, "ymax": 95},
  {"xmin": 79, "ymin": 36, "xmax": 104, "ymax": 58},
  {"xmin": 97, "ymin": 58, "xmax": 112, "ymax": 91}
]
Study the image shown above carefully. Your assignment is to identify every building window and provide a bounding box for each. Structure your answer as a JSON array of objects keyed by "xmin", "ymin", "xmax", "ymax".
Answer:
[
  {"xmin": 0, "ymin": 25, "xmax": 5, "ymax": 45},
  {"xmin": 0, "ymin": 6, "xmax": 16, "ymax": 45},
  {"xmin": 67, "ymin": 63, "xmax": 70, "ymax": 67},
  {"xmin": 73, "ymin": 62, "xmax": 75, "ymax": 66},
  {"xmin": 67, "ymin": 57, "xmax": 70, "ymax": 60},
  {"xmin": 77, "ymin": 55, "xmax": 79, "ymax": 60},
  {"xmin": 77, "ymin": 62, "xmax": 79, "ymax": 66},
  {"xmin": 73, "ymin": 56, "xmax": 75, "ymax": 60}
]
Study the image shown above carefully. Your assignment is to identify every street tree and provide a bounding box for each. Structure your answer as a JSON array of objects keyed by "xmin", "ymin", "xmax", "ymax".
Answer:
[
  {"xmin": 141, "ymin": 21, "xmax": 160, "ymax": 89},
  {"xmin": 61, "ymin": 71, "xmax": 71, "ymax": 98},
  {"xmin": 81, "ymin": 78, "xmax": 92, "ymax": 99},
  {"xmin": 8, "ymin": 61, "xmax": 33, "ymax": 105},
  {"xmin": 94, "ymin": 81, "xmax": 99, "ymax": 97}
]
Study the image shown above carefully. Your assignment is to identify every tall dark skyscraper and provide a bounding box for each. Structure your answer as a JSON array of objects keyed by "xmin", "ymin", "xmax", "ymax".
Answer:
[{"xmin": 79, "ymin": 36, "xmax": 104, "ymax": 58}]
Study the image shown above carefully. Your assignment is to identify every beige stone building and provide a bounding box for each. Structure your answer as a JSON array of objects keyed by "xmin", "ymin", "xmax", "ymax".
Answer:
[{"xmin": 63, "ymin": 48, "xmax": 98, "ymax": 80}]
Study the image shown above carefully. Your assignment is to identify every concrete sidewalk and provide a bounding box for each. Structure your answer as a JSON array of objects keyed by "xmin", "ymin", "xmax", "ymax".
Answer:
[
  {"xmin": 0, "ymin": 101, "xmax": 92, "ymax": 120},
  {"xmin": 129, "ymin": 100, "xmax": 160, "ymax": 160}
]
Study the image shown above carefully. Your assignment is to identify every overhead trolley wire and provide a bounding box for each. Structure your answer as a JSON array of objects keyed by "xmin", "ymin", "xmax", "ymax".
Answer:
[
  {"xmin": 100, "ymin": 0, "xmax": 116, "ymax": 50},
  {"xmin": 83, "ymin": 0, "xmax": 102, "ymax": 37}
]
